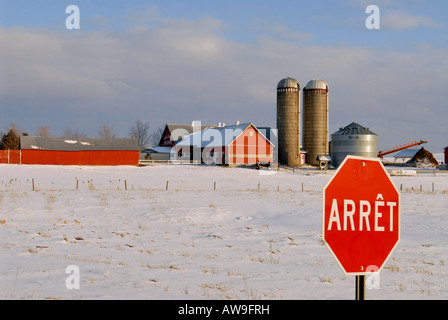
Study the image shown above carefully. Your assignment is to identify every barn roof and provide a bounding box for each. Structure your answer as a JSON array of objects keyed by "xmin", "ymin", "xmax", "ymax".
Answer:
[
  {"xmin": 20, "ymin": 136, "xmax": 139, "ymax": 151},
  {"xmin": 175, "ymin": 123, "xmax": 274, "ymax": 148},
  {"xmin": 160, "ymin": 123, "xmax": 216, "ymax": 145},
  {"xmin": 166, "ymin": 123, "xmax": 212, "ymax": 133},
  {"xmin": 394, "ymin": 149, "xmax": 420, "ymax": 158}
]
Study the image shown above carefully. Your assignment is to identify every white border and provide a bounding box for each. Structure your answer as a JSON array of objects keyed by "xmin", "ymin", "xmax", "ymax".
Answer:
[{"xmin": 322, "ymin": 155, "xmax": 401, "ymax": 276}]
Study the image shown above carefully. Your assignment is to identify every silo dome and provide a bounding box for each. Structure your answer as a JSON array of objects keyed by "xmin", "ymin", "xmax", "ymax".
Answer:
[
  {"xmin": 305, "ymin": 79, "xmax": 328, "ymax": 90},
  {"xmin": 277, "ymin": 77, "xmax": 300, "ymax": 90}
]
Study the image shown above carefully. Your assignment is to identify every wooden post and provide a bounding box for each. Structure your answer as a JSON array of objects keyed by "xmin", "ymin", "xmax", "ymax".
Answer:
[
  {"xmin": 32, "ymin": 178, "xmax": 35, "ymax": 191},
  {"xmin": 166, "ymin": 181, "xmax": 169, "ymax": 191},
  {"xmin": 76, "ymin": 179, "xmax": 79, "ymax": 191},
  {"xmin": 125, "ymin": 180, "xmax": 127, "ymax": 191},
  {"xmin": 356, "ymin": 275, "xmax": 366, "ymax": 300},
  {"xmin": 214, "ymin": 181, "xmax": 216, "ymax": 191}
]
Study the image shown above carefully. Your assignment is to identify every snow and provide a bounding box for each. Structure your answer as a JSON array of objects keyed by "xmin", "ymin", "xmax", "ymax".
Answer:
[
  {"xmin": 64, "ymin": 140, "xmax": 78, "ymax": 144},
  {"xmin": 0, "ymin": 164, "xmax": 447, "ymax": 300}
]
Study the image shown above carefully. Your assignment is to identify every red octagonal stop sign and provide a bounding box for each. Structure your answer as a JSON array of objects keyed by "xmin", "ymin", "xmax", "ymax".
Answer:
[{"xmin": 323, "ymin": 156, "xmax": 400, "ymax": 275}]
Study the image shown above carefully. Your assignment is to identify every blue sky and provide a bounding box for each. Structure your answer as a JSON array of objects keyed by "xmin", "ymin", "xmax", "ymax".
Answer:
[
  {"xmin": 2, "ymin": 0, "xmax": 446, "ymax": 47},
  {"xmin": 0, "ymin": 0, "xmax": 447, "ymax": 152}
]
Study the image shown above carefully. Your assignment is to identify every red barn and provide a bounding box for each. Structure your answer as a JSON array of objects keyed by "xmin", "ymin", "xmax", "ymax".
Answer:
[
  {"xmin": 20, "ymin": 136, "xmax": 139, "ymax": 166},
  {"xmin": 173, "ymin": 123, "xmax": 274, "ymax": 166},
  {"xmin": 445, "ymin": 147, "xmax": 448, "ymax": 164}
]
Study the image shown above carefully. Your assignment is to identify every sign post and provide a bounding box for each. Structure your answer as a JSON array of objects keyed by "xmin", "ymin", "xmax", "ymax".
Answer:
[
  {"xmin": 323, "ymin": 156, "xmax": 400, "ymax": 299},
  {"xmin": 355, "ymin": 275, "xmax": 365, "ymax": 300}
]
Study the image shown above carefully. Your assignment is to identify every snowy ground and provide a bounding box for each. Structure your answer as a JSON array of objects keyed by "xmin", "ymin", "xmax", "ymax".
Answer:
[{"xmin": 0, "ymin": 163, "xmax": 447, "ymax": 300}]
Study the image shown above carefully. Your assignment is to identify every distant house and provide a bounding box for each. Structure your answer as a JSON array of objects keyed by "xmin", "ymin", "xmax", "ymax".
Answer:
[
  {"xmin": 20, "ymin": 136, "xmax": 139, "ymax": 166},
  {"xmin": 143, "ymin": 122, "xmax": 215, "ymax": 160},
  {"xmin": 173, "ymin": 123, "xmax": 275, "ymax": 166},
  {"xmin": 159, "ymin": 123, "xmax": 214, "ymax": 147}
]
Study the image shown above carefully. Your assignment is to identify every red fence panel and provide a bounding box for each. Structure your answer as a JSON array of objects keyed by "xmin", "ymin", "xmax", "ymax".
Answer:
[
  {"xmin": 0, "ymin": 150, "xmax": 21, "ymax": 164},
  {"xmin": 21, "ymin": 150, "xmax": 139, "ymax": 166}
]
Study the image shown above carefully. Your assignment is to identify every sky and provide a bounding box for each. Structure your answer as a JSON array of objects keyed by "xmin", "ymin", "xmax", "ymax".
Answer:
[{"xmin": 0, "ymin": 0, "xmax": 447, "ymax": 153}]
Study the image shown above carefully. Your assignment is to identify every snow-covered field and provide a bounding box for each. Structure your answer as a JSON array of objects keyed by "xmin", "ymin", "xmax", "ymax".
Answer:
[{"xmin": 0, "ymin": 163, "xmax": 447, "ymax": 300}]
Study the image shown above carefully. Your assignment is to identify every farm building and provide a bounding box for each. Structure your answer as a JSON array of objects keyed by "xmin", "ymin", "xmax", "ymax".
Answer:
[
  {"xmin": 19, "ymin": 136, "xmax": 139, "ymax": 166},
  {"xmin": 404, "ymin": 147, "xmax": 439, "ymax": 168},
  {"xmin": 173, "ymin": 123, "xmax": 275, "ymax": 166},
  {"xmin": 143, "ymin": 122, "xmax": 215, "ymax": 160},
  {"xmin": 445, "ymin": 146, "xmax": 448, "ymax": 164},
  {"xmin": 393, "ymin": 149, "xmax": 420, "ymax": 163},
  {"xmin": 159, "ymin": 123, "xmax": 215, "ymax": 147}
]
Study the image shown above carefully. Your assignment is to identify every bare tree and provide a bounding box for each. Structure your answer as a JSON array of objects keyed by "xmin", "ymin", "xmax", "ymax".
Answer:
[
  {"xmin": 36, "ymin": 125, "xmax": 51, "ymax": 137},
  {"xmin": 129, "ymin": 120, "xmax": 150, "ymax": 146},
  {"xmin": 63, "ymin": 127, "xmax": 88, "ymax": 139},
  {"xmin": 97, "ymin": 125, "xmax": 116, "ymax": 139},
  {"xmin": 149, "ymin": 125, "xmax": 165, "ymax": 146}
]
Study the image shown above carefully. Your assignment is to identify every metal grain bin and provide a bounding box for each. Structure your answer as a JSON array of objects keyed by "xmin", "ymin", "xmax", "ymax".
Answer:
[{"xmin": 330, "ymin": 122, "xmax": 378, "ymax": 167}]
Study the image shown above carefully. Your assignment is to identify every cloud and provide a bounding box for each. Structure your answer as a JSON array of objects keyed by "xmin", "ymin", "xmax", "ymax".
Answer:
[
  {"xmin": 249, "ymin": 19, "xmax": 313, "ymax": 42},
  {"xmin": 382, "ymin": 12, "xmax": 442, "ymax": 30},
  {"xmin": 0, "ymin": 15, "xmax": 446, "ymax": 151}
]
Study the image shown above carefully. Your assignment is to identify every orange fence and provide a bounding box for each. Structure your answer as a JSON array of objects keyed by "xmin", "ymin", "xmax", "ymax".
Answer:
[
  {"xmin": 0, "ymin": 150, "xmax": 21, "ymax": 164},
  {"xmin": 0, "ymin": 150, "xmax": 139, "ymax": 166}
]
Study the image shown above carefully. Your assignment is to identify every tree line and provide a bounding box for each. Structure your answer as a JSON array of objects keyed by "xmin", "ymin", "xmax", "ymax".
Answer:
[{"xmin": 0, "ymin": 121, "xmax": 165, "ymax": 150}]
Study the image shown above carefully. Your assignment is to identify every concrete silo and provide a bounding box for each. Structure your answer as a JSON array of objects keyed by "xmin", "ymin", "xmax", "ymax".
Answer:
[
  {"xmin": 330, "ymin": 122, "xmax": 378, "ymax": 168},
  {"xmin": 277, "ymin": 77, "xmax": 301, "ymax": 167},
  {"xmin": 302, "ymin": 79, "xmax": 329, "ymax": 166}
]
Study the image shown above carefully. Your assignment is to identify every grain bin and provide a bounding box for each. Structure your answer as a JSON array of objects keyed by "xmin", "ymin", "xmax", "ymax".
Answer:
[
  {"xmin": 303, "ymin": 79, "xmax": 329, "ymax": 166},
  {"xmin": 330, "ymin": 122, "xmax": 378, "ymax": 167},
  {"xmin": 277, "ymin": 77, "xmax": 301, "ymax": 167}
]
